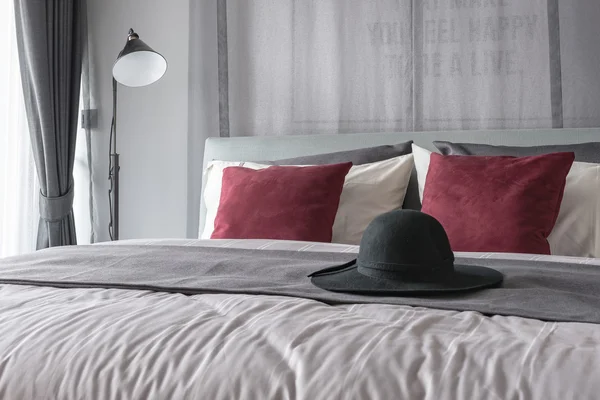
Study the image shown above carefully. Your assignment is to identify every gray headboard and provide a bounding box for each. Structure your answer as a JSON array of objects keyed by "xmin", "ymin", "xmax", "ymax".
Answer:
[{"xmin": 196, "ymin": 128, "xmax": 600, "ymax": 236}]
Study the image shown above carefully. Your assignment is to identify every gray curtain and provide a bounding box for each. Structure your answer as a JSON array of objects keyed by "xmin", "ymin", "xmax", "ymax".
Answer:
[{"xmin": 14, "ymin": 0, "xmax": 84, "ymax": 249}]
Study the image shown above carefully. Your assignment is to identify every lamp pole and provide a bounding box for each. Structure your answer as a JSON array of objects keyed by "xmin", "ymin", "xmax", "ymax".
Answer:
[{"xmin": 109, "ymin": 78, "xmax": 119, "ymax": 240}]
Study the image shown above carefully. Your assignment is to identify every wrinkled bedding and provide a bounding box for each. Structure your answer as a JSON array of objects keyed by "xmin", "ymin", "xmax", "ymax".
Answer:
[{"xmin": 0, "ymin": 239, "xmax": 599, "ymax": 400}]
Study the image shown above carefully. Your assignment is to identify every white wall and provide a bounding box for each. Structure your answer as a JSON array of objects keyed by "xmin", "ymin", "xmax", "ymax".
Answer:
[
  {"xmin": 87, "ymin": 0, "xmax": 190, "ymax": 241},
  {"xmin": 188, "ymin": 0, "xmax": 220, "ymax": 237}
]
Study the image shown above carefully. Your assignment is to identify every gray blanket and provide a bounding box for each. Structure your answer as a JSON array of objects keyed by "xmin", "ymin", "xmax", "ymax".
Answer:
[{"xmin": 0, "ymin": 245, "xmax": 599, "ymax": 324}]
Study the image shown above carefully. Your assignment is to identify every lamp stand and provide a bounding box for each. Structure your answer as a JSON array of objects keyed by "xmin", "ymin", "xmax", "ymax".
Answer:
[
  {"xmin": 110, "ymin": 28, "xmax": 167, "ymax": 240},
  {"xmin": 108, "ymin": 78, "xmax": 120, "ymax": 240}
]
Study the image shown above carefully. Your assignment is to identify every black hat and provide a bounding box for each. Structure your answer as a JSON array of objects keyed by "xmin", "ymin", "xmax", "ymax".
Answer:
[{"xmin": 310, "ymin": 210, "xmax": 503, "ymax": 295}]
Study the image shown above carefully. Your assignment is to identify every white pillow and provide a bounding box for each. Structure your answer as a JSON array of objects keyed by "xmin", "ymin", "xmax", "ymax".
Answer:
[
  {"xmin": 201, "ymin": 154, "xmax": 415, "ymax": 245},
  {"xmin": 411, "ymin": 143, "xmax": 432, "ymax": 201},
  {"xmin": 411, "ymin": 143, "xmax": 600, "ymax": 258},
  {"xmin": 548, "ymin": 161, "xmax": 600, "ymax": 258}
]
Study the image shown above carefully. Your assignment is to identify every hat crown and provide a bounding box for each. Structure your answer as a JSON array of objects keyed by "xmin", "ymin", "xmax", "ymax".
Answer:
[{"xmin": 357, "ymin": 210, "xmax": 454, "ymax": 276}]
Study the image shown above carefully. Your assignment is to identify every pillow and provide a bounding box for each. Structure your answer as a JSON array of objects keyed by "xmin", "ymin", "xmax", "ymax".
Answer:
[
  {"xmin": 411, "ymin": 144, "xmax": 433, "ymax": 201},
  {"xmin": 266, "ymin": 141, "xmax": 421, "ymax": 211},
  {"xmin": 414, "ymin": 143, "xmax": 600, "ymax": 256},
  {"xmin": 430, "ymin": 142, "xmax": 600, "ymax": 258},
  {"xmin": 269, "ymin": 142, "xmax": 413, "ymax": 166},
  {"xmin": 548, "ymin": 161, "xmax": 600, "ymax": 257},
  {"xmin": 434, "ymin": 140, "xmax": 600, "ymax": 163},
  {"xmin": 203, "ymin": 154, "xmax": 415, "ymax": 244},
  {"xmin": 420, "ymin": 152, "xmax": 574, "ymax": 254},
  {"xmin": 211, "ymin": 163, "xmax": 352, "ymax": 242}
]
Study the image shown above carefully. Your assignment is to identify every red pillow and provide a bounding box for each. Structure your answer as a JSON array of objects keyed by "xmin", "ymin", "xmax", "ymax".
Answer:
[
  {"xmin": 421, "ymin": 152, "xmax": 574, "ymax": 254},
  {"xmin": 211, "ymin": 163, "xmax": 352, "ymax": 242}
]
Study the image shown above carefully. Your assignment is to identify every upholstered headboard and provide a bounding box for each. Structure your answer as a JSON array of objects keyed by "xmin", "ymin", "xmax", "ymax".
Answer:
[{"xmin": 197, "ymin": 128, "xmax": 600, "ymax": 236}]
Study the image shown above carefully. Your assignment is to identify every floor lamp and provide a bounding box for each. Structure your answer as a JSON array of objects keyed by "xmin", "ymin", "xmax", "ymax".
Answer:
[{"xmin": 109, "ymin": 29, "xmax": 167, "ymax": 240}]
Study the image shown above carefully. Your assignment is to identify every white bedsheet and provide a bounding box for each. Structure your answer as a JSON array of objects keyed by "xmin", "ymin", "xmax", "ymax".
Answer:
[{"xmin": 0, "ymin": 239, "xmax": 598, "ymax": 399}]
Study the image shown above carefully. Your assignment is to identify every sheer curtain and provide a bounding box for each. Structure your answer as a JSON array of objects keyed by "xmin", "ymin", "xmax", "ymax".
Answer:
[{"xmin": 0, "ymin": 0, "xmax": 39, "ymax": 257}]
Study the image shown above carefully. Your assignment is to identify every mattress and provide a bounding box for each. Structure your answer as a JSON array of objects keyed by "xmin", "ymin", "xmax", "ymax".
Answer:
[{"xmin": 0, "ymin": 239, "xmax": 598, "ymax": 400}]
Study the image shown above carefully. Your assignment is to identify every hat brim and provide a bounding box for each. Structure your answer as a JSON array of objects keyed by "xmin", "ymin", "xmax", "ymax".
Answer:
[{"xmin": 310, "ymin": 261, "xmax": 503, "ymax": 296}]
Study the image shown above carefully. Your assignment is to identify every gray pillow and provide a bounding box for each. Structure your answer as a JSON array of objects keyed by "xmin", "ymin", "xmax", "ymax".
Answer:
[
  {"xmin": 268, "ymin": 141, "xmax": 420, "ymax": 211},
  {"xmin": 269, "ymin": 141, "xmax": 413, "ymax": 166},
  {"xmin": 434, "ymin": 141, "xmax": 600, "ymax": 163}
]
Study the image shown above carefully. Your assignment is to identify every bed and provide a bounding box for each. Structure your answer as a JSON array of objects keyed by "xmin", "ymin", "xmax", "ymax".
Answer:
[{"xmin": 1, "ymin": 128, "xmax": 600, "ymax": 399}]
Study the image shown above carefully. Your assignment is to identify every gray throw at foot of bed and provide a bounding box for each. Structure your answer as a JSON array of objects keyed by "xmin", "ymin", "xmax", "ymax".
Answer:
[{"xmin": 0, "ymin": 245, "xmax": 598, "ymax": 324}]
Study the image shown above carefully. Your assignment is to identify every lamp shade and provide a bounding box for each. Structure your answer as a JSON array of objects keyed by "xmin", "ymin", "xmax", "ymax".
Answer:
[{"xmin": 112, "ymin": 29, "xmax": 167, "ymax": 87}]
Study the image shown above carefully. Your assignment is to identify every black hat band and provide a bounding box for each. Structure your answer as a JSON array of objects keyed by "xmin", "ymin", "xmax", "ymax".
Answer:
[{"xmin": 357, "ymin": 259, "xmax": 454, "ymax": 281}]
